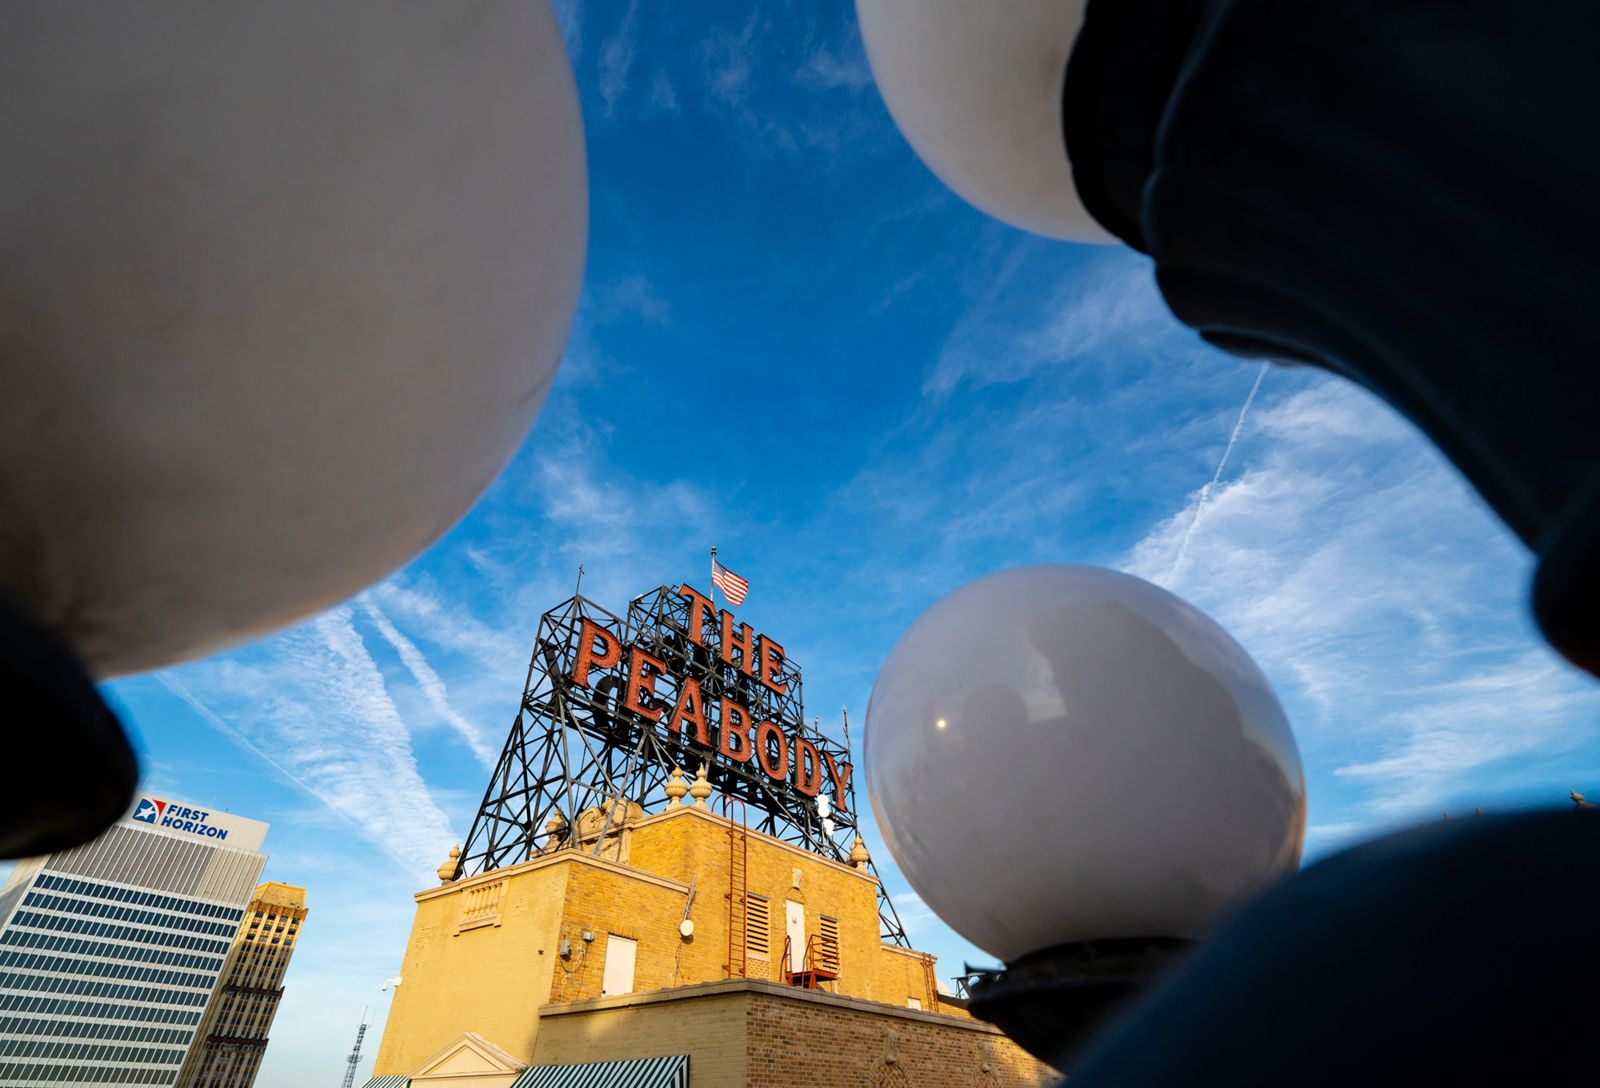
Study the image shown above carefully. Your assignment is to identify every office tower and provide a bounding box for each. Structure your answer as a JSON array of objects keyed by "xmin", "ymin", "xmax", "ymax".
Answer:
[
  {"xmin": 0, "ymin": 795, "xmax": 268, "ymax": 1086},
  {"xmin": 175, "ymin": 882, "xmax": 307, "ymax": 1088}
]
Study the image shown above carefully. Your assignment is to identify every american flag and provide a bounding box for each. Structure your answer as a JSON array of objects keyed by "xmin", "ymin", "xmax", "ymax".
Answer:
[{"xmin": 711, "ymin": 557, "xmax": 749, "ymax": 606}]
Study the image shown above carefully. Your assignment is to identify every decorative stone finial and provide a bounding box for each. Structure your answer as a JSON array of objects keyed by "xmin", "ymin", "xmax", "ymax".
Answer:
[
  {"xmin": 576, "ymin": 806, "xmax": 605, "ymax": 838},
  {"xmin": 689, "ymin": 764, "xmax": 713, "ymax": 807},
  {"xmin": 849, "ymin": 836, "xmax": 870, "ymax": 868},
  {"xmin": 545, "ymin": 809, "xmax": 569, "ymax": 842},
  {"xmin": 436, "ymin": 843, "xmax": 462, "ymax": 883},
  {"xmin": 664, "ymin": 766, "xmax": 688, "ymax": 808}
]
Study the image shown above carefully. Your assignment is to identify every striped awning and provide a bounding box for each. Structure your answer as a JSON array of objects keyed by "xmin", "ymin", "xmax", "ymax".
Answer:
[
  {"xmin": 511, "ymin": 1054, "xmax": 690, "ymax": 1088},
  {"xmin": 361, "ymin": 1078, "xmax": 409, "ymax": 1088}
]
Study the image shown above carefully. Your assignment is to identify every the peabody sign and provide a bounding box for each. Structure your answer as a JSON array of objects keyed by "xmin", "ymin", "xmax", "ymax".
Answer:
[
  {"xmin": 460, "ymin": 579, "xmax": 870, "ymax": 878},
  {"xmin": 566, "ymin": 583, "xmax": 852, "ymax": 807}
]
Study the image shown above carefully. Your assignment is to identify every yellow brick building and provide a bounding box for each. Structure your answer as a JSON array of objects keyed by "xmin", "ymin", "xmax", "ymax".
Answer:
[
  {"xmin": 366, "ymin": 794, "xmax": 1054, "ymax": 1088},
  {"xmin": 177, "ymin": 882, "xmax": 308, "ymax": 1088}
]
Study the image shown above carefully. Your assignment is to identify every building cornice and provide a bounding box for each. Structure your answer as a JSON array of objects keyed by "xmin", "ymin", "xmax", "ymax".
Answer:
[
  {"xmin": 630, "ymin": 805, "xmax": 879, "ymax": 885},
  {"xmin": 880, "ymin": 942, "xmax": 935, "ymax": 962},
  {"xmin": 538, "ymin": 977, "xmax": 1001, "ymax": 1033},
  {"xmin": 416, "ymin": 845, "xmax": 692, "ymax": 903}
]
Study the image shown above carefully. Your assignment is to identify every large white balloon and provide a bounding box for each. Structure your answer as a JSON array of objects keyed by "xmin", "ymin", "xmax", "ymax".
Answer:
[
  {"xmin": 0, "ymin": 3, "xmax": 586, "ymax": 675},
  {"xmin": 866, "ymin": 566, "xmax": 1305, "ymax": 963},
  {"xmin": 856, "ymin": 0, "xmax": 1111, "ymax": 242}
]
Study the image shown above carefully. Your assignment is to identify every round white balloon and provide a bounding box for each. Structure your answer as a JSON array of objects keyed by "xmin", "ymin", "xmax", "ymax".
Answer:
[
  {"xmin": 866, "ymin": 565, "xmax": 1305, "ymax": 963},
  {"xmin": 856, "ymin": 0, "xmax": 1111, "ymax": 242},
  {"xmin": 0, "ymin": 2, "xmax": 586, "ymax": 675}
]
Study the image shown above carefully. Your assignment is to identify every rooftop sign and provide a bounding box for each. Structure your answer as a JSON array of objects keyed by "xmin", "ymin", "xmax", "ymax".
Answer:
[
  {"xmin": 457, "ymin": 578, "xmax": 908, "ymax": 944},
  {"xmin": 461, "ymin": 583, "xmax": 862, "ymax": 874},
  {"xmin": 124, "ymin": 794, "xmax": 268, "ymax": 853},
  {"xmin": 567, "ymin": 584, "xmax": 851, "ymax": 804}
]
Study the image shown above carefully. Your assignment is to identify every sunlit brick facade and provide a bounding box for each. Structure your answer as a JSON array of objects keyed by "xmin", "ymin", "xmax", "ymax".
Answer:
[
  {"xmin": 366, "ymin": 799, "xmax": 1056, "ymax": 1087},
  {"xmin": 175, "ymin": 883, "xmax": 307, "ymax": 1088}
]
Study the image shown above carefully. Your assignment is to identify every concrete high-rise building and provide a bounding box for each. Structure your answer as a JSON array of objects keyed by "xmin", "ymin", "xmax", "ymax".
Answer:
[
  {"xmin": 175, "ymin": 882, "xmax": 308, "ymax": 1088},
  {"xmin": 0, "ymin": 794, "xmax": 269, "ymax": 1087}
]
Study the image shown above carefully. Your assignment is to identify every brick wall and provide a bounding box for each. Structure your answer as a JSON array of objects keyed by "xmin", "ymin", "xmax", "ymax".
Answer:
[
  {"xmin": 549, "ymin": 864, "xmax": 690, "ymax": 1004},
  {"xmin": 533, "ymin": 989, "xmax": 748, "ymax": 1088},
  {"xmin": 372, "ymin": 806, "xmax": 984, "ymax": 1080},
  {"xmin": 745, "ymin": 988, "xmax": 1057, "ymax": 1088},
  {"xmin": 531, "ymin": 980, "xmax": 1056, "ymax": 1088},
  {"xmin": 875, "ymin": 943, "xmax": 938, "ymax": 1011},
  {"xmin": 372, "ymin": 863, "xmax": 569, "ymax": 1074},
  {"xmin": 626, "ymin": 806, "xmax": 932, "ymax": 1006}
]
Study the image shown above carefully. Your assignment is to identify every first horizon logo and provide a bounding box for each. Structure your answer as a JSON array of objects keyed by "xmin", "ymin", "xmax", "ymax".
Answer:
[
  {"xmin": 131, "ymin": 798, "xmax": 165, "ymax": 824},
  {"xmin": 130, "ymin": 796, "xmax": 230, "ymax": 841}
]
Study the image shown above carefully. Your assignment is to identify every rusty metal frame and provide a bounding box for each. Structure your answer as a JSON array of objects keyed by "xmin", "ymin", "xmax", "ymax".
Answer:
[{"xmin": 457, "ymin": 584, "xmax": 909, "ymax": 946}]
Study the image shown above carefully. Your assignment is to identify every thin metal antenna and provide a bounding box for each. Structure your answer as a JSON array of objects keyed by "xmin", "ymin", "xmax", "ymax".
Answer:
[
  {"xmin": 837, "ymin": 703, "xmax": 907, "ymax": 945},
  {"xmin": 575, "ymin": 563, "xmax": 585, "ymax": 597},
  {"xmin": 340, "ymin": 1010, "xmax": 370, "ymax": 1088},
  {"xmin": 840, "ymin": 706, "xmax": 860, "ymax": 815}
]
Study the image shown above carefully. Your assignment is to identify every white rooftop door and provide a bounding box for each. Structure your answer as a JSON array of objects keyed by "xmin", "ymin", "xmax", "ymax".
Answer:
[
  {"xmin": 786, "ymin": 900, "xmax": 805, "ymax": 972},
  {"xmin": 601, "ymin": 934, "xmax": 637, "ymax": 997}
]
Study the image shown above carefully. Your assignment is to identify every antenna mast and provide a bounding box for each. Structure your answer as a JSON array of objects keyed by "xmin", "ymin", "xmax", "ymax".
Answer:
[
  {"xmin": 840, "ymin": 706, "xmax": 861, "ymax": 815},
  {"xmin": 340, "ymin": 1012, "xmax": 370, "ymax": 1088}
]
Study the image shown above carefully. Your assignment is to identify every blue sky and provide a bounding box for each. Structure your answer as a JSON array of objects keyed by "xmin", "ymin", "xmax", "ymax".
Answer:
[{"xmin": 16, "ymin": 2, "xmax": 1600, "ymax": 1084}]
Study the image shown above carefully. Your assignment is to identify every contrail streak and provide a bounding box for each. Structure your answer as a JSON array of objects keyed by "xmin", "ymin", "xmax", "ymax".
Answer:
[
  {"xmin": 1167, "ymin": 363, "xmax": 1268, "ymax": 582},
  {"xmin": 155, "ymin": 672, "xmax": 416, "ymax": 876},
  {"xmin": 156, "ymin": 673, "xmax": 316, "ymax": 798},
  {"xmin": 361, "ymin": 598, "xmax": 497, "ymax": 769}
]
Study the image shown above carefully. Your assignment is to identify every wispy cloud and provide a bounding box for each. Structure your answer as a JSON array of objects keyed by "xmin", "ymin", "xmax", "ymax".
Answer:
[
  {"xmin": 598, "ymin": 0, "xmax": 642, "ymax": 116},
  {"xmin": 649, "ymin": 69, "xmax": 680, "ymax": 113},
  {"xmin": 699, "ymin": 12, "xmax": 801, "ymax": 154},
  {"xmin": 549, "ymin": 0, "xmax": 583, "ymax": 59},
  {"xmin": 155, "ymin": 674, "xmax": 326, "ymax": 807},
  {"xmin": 1334, "ymin": 651, "xmax": 1593, "ymax": 814},
  {"xmin": 795, "ymin": 47, "xmax": 873, "ymax": 92},
  {"xmin": 891, "ymin": 890, "xmax": 939, "ymax": 935},
  {"xmin": 162, "ymin": 608, "xmax": 457, "ymax": 881},
  {"xmin": 1305, "ymin": 821, "xmax": 1367, "ymax": 843},
  {"xmin": 368, "ymin": 579, "xmax": 526, "ymax": 676},
  {"xmin": 1167, "ymin": 363, "xmax": 1267, "ymax": 580},
  {"xmin": 360, "ymin": 599, "xmax": 497, "ymax": 769},
  {"xmin": 594, "ymin": 274, "xmax": 671, "ymax": 325},
  {"xmin": 701, "ymin": 10, "xmax": 759, "ymax": 109},
  {"xmin": 1122, "ymin": 378, "xmax": 1600, "ymax": 825},
  {"xmin": 922, "ymin": 249, "xmax": 1179, "ymax": 397},
  {"xmin": 533, "ymin": 420, "xmax": 714, "ymax": 565},
  {"xmin": 280, "ymin": 610, "xmax": 456, "ymax": 875}
]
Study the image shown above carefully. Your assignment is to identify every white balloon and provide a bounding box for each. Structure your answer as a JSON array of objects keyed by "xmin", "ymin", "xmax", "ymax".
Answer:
[
  {"xmin": 856, "ymin": 0, "xmax": 1111, "ymax": 243},
  {"xmin": 0, "ymin": 3, "xmax": 586, "ymax": 675},
  {"xmin": 866, "ymin": 565, "xmax": 1305, "ymax": 963}
]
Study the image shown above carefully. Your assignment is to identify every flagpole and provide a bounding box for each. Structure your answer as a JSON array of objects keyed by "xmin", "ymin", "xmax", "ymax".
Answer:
[{"xmin": 709, "ymin": 545, "xmax": 717, "ymax": 611}]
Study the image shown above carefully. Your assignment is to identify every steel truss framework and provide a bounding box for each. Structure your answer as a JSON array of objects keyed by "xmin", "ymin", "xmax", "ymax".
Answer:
[{"xmin": 459, "ymin": 585, "xmax": 909, "ymax": 945}]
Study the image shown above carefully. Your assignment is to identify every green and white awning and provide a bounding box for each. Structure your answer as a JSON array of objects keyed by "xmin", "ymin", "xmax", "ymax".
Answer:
[
  {"xmin": 511, "ymin": 1054, "xmax": 690, "ymax": 1088},
  {"xmin": 361, "ymin": 1078, "xmax": 410, "ymax": 1088}
]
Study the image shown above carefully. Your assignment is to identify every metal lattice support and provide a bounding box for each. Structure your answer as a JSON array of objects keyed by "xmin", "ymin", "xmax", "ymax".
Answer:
[
  {"xmin": 458, "ymin": 584, "xmax": 909, "ymax": 946},
  {"xmin": 340, "ymin": 1017, "xmax": 367, "ymax": 1088}
]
